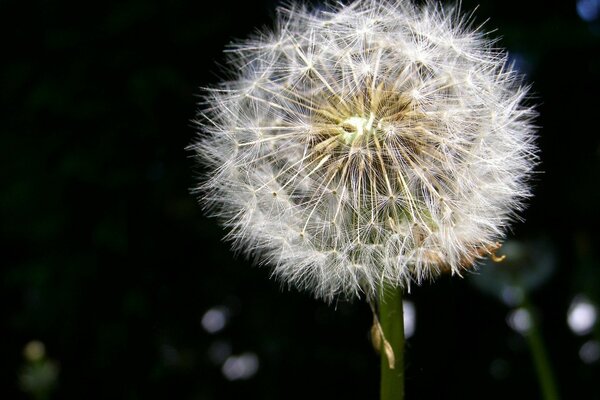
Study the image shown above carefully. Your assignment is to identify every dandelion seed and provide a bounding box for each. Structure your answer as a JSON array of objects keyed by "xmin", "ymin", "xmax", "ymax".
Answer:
[{"xmin": 191, "ymin": 0, "xmax": 537, "ymax": 301}]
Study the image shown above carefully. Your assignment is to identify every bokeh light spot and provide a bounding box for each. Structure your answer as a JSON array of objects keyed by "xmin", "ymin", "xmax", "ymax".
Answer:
[
  {"xmin": 201, "ymin": 306, "xmax": 230, "ymax": 334},
  {"xmin": 222, "ymin": 353, "xmax": 260, "ymax": 380},
  {"xmin": 506, "ymin": 308, "xmax": 532, "ymax": 334},
  {"xmin": 579, "ymin": 340, "xmax": 600, "ymax": 364},
  {"xmin": 501, "ymin": 286, "xmax": 524, "ymax": 307},
  {"xmin": 403, "ymin": 300, "xmax": 416, "ymax": 338},
  {"xmin": 23, "ymin": 341, "xmax": 46, "ymax": 362},
  {"xmin": 508, "ymin": 53, "xmax": 533, "ymax": 77},
  {"xmin": 567, "ymin": 295, "xmax": 597, "ymax": 335},
  {"xmin": 577, "ymin": 0, "xmax": 600, "ymax": 21}
]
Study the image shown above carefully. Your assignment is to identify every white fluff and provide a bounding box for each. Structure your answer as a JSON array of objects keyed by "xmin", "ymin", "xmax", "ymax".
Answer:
[{"xmin": 191, "ymin": 0, "xmax": 538, "ymax": 301}]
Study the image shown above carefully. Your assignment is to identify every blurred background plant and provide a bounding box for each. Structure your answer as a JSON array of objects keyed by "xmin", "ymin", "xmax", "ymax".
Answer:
[
  {"xmin": 19, "ymin": 341, "xmax": 59, "ymax": 400},
  {"xmin": 470, "ymin": 239, "xmax": 560, "ymax": 399},
  {"xmin": 1, "ymin": 0, "xmax": 599, "ymax": 399}
]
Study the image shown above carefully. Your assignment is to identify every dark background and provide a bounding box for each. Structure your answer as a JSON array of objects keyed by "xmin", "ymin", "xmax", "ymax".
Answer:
[{"xmin": 2, "ymin": 0, "xmax": 599, "ymax": 399}]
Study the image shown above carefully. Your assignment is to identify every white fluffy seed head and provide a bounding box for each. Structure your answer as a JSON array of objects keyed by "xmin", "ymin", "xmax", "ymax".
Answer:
[{"xmin": 191, "ymin": 0, "xmax": 538, "ymax": 301}]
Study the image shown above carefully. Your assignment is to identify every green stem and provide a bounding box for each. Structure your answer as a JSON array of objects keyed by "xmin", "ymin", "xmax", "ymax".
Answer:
[
  {"xmin": 379, "ymin": 286, "xmax": 404, "ymax": 400},
  {"xmin": 522, "ymin": 297, "xmax": 560, "ymax": 400}
]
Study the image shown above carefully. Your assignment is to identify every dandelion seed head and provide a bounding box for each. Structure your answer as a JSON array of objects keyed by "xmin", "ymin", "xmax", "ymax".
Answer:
[{"xmin": 192, "ymin": 0, "xmax": 538, "ymax": 301}]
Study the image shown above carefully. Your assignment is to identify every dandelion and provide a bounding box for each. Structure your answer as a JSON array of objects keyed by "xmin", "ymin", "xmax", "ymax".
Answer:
[
  {"xmin": 192, "ymin": 1, "xmax": 537, "ymax": 397},
  {"xmin": 192, "ymin": 0, "xmax": 537, "ymax": 301}
]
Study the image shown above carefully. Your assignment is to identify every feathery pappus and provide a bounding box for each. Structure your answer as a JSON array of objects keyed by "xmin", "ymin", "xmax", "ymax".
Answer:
[{"xmin": 191, "ymin": 0, "xmax": 538, "ymax": 301}]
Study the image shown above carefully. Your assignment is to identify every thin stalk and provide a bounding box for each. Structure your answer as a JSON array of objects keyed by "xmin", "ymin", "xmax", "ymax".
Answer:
[
  {"xmin": 522, "ymin": 296, "xmax": 560, "ymax": 400},
  {"xmin": 379, "ymin": 286, "xmax": 404, "ymax": 400}
]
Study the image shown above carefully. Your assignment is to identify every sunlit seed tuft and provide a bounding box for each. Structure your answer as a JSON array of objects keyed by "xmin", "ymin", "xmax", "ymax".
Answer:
[{"xmin": 191, "ymin": 0, "xmax": 538, "ymax": 301}]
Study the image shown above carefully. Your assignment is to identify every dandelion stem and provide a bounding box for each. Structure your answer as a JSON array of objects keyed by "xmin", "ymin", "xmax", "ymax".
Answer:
[
  {"xmin": 379, "ymin": 285, "xmax": 404, "ymax": 400},
  {"xmin": 522, "ymin": 296, "xmax": 560, "ymax": 400}
]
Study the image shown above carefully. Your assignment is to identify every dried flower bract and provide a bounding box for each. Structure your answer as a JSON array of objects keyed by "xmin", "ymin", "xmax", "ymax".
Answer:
[{"xmin": 191, "ymin": 0, "xmax": 537, "ymax": 301}]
